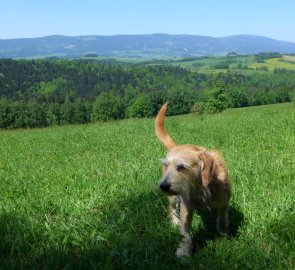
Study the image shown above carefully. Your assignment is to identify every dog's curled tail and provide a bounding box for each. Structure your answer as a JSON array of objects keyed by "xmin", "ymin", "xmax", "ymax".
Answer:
[{"xmin": 155, "ymin": 103, "xmax": 176, "ymax": 150}]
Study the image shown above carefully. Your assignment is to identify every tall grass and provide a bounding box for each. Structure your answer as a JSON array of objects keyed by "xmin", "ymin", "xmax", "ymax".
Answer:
[{"xmin": 0, "ymin": 103, "xmax": 294, "ymax": 269}]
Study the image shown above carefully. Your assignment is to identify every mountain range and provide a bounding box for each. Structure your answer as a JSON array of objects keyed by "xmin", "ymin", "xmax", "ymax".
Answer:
[{"xmin": 1, "ymin": 34, "xmax": 295, "ymax": 58}]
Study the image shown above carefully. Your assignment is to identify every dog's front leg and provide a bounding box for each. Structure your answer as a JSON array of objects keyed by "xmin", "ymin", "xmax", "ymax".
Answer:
[
  {"xmin": 168, "ymin": 195, "xmax": 180, "ymax": 226},
  {"xmin": 217, "ymin": 205, "xmax": 229, "ymax": 234},
  {"xmin": 176, "ymin": 200, "xmax": 193, "ymax": 257}
]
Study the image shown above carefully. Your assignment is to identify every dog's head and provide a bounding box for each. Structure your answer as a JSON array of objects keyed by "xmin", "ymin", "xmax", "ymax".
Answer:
[{"xmin": 159, "ymin": 145, "xmax": 214, "ymax": 197}]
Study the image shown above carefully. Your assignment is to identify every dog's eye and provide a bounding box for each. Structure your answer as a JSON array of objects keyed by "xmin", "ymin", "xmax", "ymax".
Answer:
[
  {"xmin": 161, "ymin": 159, "xmax": 168, "ymax": 168},
  {"xmin": 162, "ymin": 163, "xmax": 168, "ymax": 169},
  {"xmin": 176, "ymin": 164, "xmax": 186, "ymax": 172}
]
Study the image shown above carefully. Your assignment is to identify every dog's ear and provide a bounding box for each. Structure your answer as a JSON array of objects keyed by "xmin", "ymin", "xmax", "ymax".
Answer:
[{"xmin": 199, "ymin": 152, "xmax": 214, "ymax": 187}]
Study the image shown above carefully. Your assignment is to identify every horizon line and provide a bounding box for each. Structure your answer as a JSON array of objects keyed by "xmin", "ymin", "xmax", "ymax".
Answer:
[{"xmin": 0, "ymin": 33, "xmax": 294, "ymax": 44}]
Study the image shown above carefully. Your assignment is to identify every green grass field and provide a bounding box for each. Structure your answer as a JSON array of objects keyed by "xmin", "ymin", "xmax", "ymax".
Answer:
[
  {"xmin": 168, "ymin": 54, "xmax": 274, "ymax": 75},
  {"xmin": 1, "ymin": 103, "xmax": 295, "ymax": 269},
  {"xmin": 77, "ymin": 54, "xmax": 295, "ymax": 75},
  {"xmin": 171, "ymin": 55, "xmax": 255, "ymax": 70},
  {"xmin": 170, "ymin": 55, "xmax": 295, "ymax": 74},
  {"xmin": 250, "ymin": 57, "xmax": 295, "ymax": 71}
]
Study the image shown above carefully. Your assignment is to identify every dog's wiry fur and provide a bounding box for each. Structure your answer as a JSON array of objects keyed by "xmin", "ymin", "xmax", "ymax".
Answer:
[{"xmin": 155, "ymin": 103, "xmax": 232, "ymax": 257}]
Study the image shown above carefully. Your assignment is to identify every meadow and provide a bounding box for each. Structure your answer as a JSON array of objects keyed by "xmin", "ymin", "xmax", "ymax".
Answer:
[
  {"xmin": 250, "ymin": 56, "xmax": 295, "ymax": 71},
  {"xmin": 171, "ymin": 54, "xmax": 256, "ymax": 71},
  {"xmin": 78, "ymin": 53, "xmax": 295, "ymax": 75},
  {"xmin": 168, "ymin": 54, "xmax": 295, "ymax": 74},
  {"xmin": 0, "ymin": 103, "xmax": 294, "ymax": 269}
]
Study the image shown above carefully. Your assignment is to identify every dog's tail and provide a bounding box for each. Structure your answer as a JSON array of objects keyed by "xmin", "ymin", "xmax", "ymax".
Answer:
[{"xmin": 155, "ymin": 103, "xmax": 176, "ymax": 150}]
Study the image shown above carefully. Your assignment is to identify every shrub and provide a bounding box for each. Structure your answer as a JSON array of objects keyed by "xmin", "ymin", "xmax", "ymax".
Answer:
[
  {"xmin": 190, "ymin": 102, "xmax": 205, "ymax": 114},
  {"xmin": 91, "ymin": 92, "xmax": 125, "ymax": 122},
  {"xmin": 166, "ymin": 90, "xmax": 193, "ymax": 115},
  {"xmin": 126, "ymin": 95, "xmax": 150, "ymax": 118},
  {"xmin": 205, "ymin": 81, "xmax": 228, "ymax": 113}
]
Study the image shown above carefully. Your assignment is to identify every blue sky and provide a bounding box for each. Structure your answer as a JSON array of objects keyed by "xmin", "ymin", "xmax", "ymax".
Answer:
[{"xmin": 1, "ymin": 0, "xmax": 295, "ymax": 42}]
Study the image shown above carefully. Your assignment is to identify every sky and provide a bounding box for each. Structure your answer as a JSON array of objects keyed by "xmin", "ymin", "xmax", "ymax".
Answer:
[{"xmin": 1, "ymin": 0, "xmax": 295, "ymax": 42}]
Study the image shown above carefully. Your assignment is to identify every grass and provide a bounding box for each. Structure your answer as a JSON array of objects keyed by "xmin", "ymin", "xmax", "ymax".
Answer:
[
  {"xmin": 168, "ymin": 54, "xmax": 271, "ymax": 74},
  {"xmin": 171, "ymin": 54, "xmax": 255, "ymax": 69},
  {"xmin": 170, "ymin": 54, "xmax": 295, "ymax": 74},
  {"xmin": 0, "ymin": 103, "xmax": 295, "ymax": 269},
  {"xmin": 250, "ymin": 57, "xmax": 295, "ymax": 71},
  {"xmin": 76, "ymin": 54, "xmax": 295, "ymax": 75},
  {"xmin": 283, "ymin": 55, "xmax": 295, "ymax": 63}
]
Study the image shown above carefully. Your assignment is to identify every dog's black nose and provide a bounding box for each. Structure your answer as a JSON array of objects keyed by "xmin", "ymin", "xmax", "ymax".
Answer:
[{"xmin": 160, "ymin": 181, "xmax": 171, "ymax": 192}]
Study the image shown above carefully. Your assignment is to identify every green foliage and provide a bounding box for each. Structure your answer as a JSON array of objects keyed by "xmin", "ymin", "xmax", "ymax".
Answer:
[
  {"xmin": 205, "ymin": 81, "xmax": 228, "ymax": 113},
  {"xmin": 23, "ymin": 100, "xmax": 51, "ymax": 127},
  {"xmin": 274, "ymin": 68, "xmax": 295, "ymax": 74},
  {"xmin": 60, "ymin": 97, "xmax": 75, "ymax": 124},
  {"xmin": 72, "ymin": 98, "xmax": 91, "ymax": 124},
  {"xmin": 123, "ymin": 84, "xmax": 140, "ymax": 106},
  {"xmin": 126, "ymin": 94, "xmax": 150, "ymax": 118},
  {"xmin": 144, "ymin": 92, "xmax": 166, "ymax": 117},
  {"xmin": 29, "ymin": 77, "xmax": 70, "ymax": 97},
  {"xmin": 258, "ymin": 66, "xmax": 269, "ymax": 71},
  {"xmin": 225, "ymin": 86, "xmax": 249, "ymax": 108},
  {"xmin": 166, "ymin": 90, "xmax": 193, "ymax": 115},
  {"xmin": 91, "ymin": 92, "xmax": 124, "ymax": 122},
  {"xmin": 127, "ymin": 92, "xmax": 165, "ymax": 118},
  {"xmin": 192, "ymin": 62, "xmax": 205, "ymax": 68},
  {"xmin": 255, "ymin": 52, "xmax": 282, "ymax": 63},
  {"xmin": 213, "ymin": 61, "xmax": 230, "ymax": 69},
  {"xmin": 0, "ymin": 98, "xmax": 91, "ymax": 129},
  {"xmin": 190, "ymin": 102, "xmax": 205, "ymax": 114},
  {"xmin": 0, "ymin": 58, "xmax": 295, "ymax": 129}
]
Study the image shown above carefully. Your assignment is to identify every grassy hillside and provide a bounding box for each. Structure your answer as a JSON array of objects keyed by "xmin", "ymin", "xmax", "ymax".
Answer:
[
  {"xmin": 170, "ymin": 54, "xmax": 255, "ymax": 71},
  {"xmin": 250, "ymin": 56, "xmax": 295, "ymax": 71},
  {"xmin": 0, "ymin": 103, "xmax": 295, "ymax": 269},
  {"xmin": 161, "ymin": 54, "xmax": 295, "ymax": 74},
  {"xmin": 78, "ymin": 53, "xmax": 295, "ymax": 74}
]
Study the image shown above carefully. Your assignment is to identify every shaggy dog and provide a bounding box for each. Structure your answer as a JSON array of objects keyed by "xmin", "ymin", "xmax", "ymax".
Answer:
[{"xmin": 155, "ymin": 103, "xmax": 232, "ymax": 257}]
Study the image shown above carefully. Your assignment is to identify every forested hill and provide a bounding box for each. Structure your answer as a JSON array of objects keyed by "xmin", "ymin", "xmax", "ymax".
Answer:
[
  {"xmin": 0, "ymin": 58, "xmax": 294, "ymax": 129},
  {"xmin": 1, "ymin": 34, "xmax": 295, "ymax": 58}
]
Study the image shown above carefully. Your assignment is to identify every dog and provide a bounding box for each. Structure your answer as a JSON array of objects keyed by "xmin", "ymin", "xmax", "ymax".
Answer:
[{"xmin": 155, "ymin": 103, "xmax": 232, "ymax": 257}]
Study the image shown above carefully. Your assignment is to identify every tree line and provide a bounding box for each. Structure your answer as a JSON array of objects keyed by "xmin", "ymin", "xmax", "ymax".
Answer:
[{"xmin": 0, "ymin": 59, "xmax": 294, "ymax": 129}]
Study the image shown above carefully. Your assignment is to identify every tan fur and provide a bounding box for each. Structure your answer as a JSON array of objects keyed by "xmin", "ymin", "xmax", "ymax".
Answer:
[
  {"xmin": 155, "ymin": 103, "xmax": 232, "ymax": 257},
  {"xmin": 155, "ymin": 102, "xmax": 176, "ymax": 150}
]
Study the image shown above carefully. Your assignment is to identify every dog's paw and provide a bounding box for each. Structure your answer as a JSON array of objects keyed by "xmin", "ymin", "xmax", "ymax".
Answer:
[
  {"xmin": 216, "ymin": 224, "xmax": 229, "ymax": 236},
  {"xmin": 175, "ymin": 245, "xmax": 192, "ymax": 257}
]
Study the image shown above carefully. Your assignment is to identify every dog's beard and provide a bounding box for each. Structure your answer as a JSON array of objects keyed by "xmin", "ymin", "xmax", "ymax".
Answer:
[
  {"xmin": 167, "ymin": 182, "xmax": 183, "ymax": 196},
  {"xmin": 172, "ymin": 178, "xmax": 211, "ymax": 205},
  {"xmin": 169, "ymin": 178, "xmax": 197, "ymax": 201}
]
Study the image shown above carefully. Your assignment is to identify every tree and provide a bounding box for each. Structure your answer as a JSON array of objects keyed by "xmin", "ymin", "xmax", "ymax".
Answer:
[
  {"xmin": 91, "ymin": 92, "xmax": 125, "ymax": 122},
  {"xmin": 166, "ymin": 90, "xmax": 193, "ymax": 115},
  {"xmin": 0, "ymin": 99, "xmax": 20, "ymax": 128},
  {"xmin": 24, "ymin": 101, "xmax": 49, "ymax": 128},
  {"xmin": 205, "ymin": 81, "xmax": 228, "ymax": 113},
  {"xmin": 226, "ymin": 86, "xmax": 249, "ymax": 108},
  {"xmin": 60, "ymin": 97, "xmax": 74, "ymax": 124},
  {"xmin": 72, "ymin": 98, "xmax": 90, "ymax": 124},
  {"xmin": 126, "ymin": 94, "xmax": 150, "ymax": 118}
]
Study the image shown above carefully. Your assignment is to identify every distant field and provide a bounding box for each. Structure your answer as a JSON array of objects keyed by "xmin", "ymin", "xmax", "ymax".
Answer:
[
  {"xmin": 1, "ymin": 103, "xmax": 295, "ymax": 269},
  {"xmin": 171, "ymin": 55, "xmax": 255, "ymax": 70},
  {"xmin": 283, "ymin": 55, "xmax": 295, "ymax": 62},
  {"xmin": 77, "ymin": 53, "xmax": 295, "ymax": 74},
  {"xmin": 250, "ymin": 57, "xmax": 295, "ymax": 71},
  {"xmin": 161, "ymin": 54, "xmax": 295, "ymax": 73}
]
